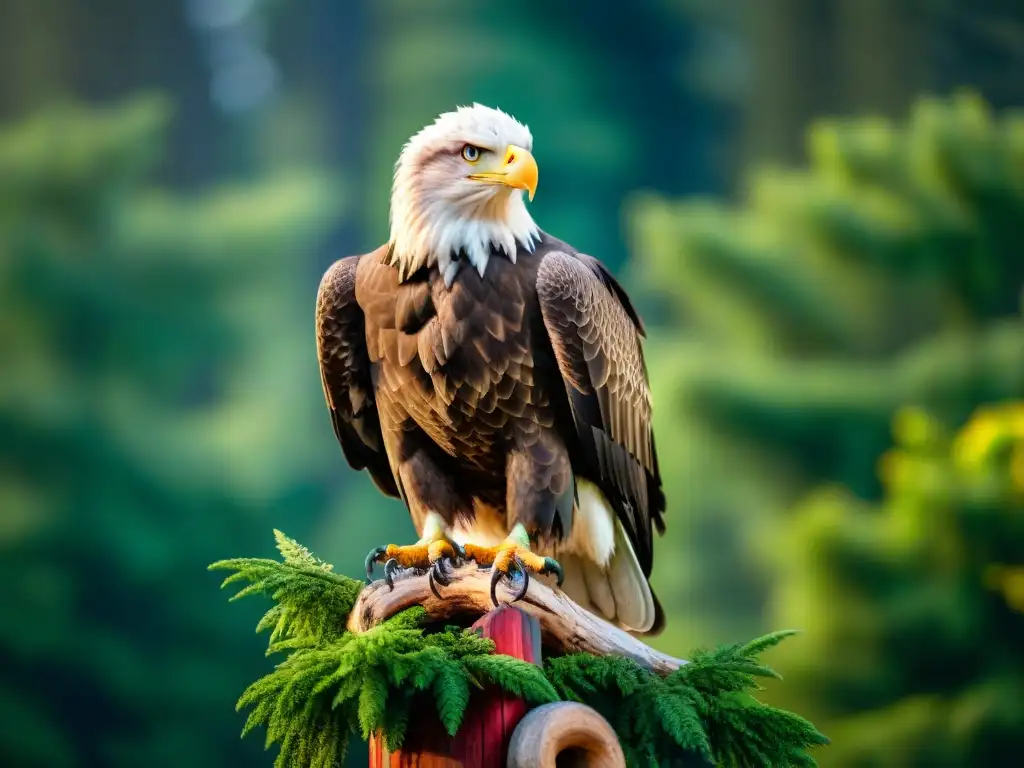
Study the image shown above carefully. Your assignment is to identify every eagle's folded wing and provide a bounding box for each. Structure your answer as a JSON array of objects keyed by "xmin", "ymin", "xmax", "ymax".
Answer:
[
  {"xmin": 535, "ymin": 251, "xmax": 665, "ymax": 576},
  {"xmin": 316, "ymin": 256, "xmax": 400, "ymax": 498}
]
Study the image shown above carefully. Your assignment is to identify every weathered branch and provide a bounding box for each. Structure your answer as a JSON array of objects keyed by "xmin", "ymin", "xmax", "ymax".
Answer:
[{"xmin": 348, "ymin": 562, "xmax": 686, "ymax": 675}]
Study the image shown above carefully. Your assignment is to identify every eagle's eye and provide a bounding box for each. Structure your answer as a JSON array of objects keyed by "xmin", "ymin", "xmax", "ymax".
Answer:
[{"xmin": 460, "ymin": 144, "xmax": 482, "ymax": 163}]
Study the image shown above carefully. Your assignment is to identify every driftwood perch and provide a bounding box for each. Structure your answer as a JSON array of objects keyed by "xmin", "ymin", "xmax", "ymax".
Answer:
[{"xmin": 348, "ymin": 562, "xmax": 686, "ymax": 676}]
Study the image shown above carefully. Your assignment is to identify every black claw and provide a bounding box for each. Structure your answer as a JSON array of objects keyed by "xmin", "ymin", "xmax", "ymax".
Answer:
[
  {"xmin": 542, "ymin": 557, "xmax": 564, "ymax": 587},
  {"xmin": 383, "ymin": 558, "xmax": 400, "ymax": 590},
  {"xmin": 428, "ymin": 557, "xmax": 453, "ymax": 600},
  {"xmin": 512, "ymin": 559, "xmax": 530, "ymax": 602},
  {"xmin": 489, "ymin": 558, "xmax": 530, "ymax": 606},
  {"xmin": 432, "ymin": 559, "xmax": 451, "ymax": 587},
  {"xmin": 365, "ymin": 546, "xmax": 386, "ymax": 581},
  {"xmin": 451, "ymin": 542, "xmax": 466, "ymax": 561},
  {"xmin": 489, "ymin": 566, "xmax": 503, "ymax": 607},
  {"xmin": 428, "ymin": 569, "xmax": 443, "ymax": 600}
]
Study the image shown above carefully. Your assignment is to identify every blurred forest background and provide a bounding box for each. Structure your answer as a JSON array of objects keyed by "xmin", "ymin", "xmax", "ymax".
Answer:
[{"xmin": 2, "ymin": 1, "xmax": 1023, "ymax": 766}]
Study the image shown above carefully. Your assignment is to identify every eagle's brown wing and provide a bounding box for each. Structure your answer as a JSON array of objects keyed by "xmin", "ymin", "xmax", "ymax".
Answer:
[
  {"xmin": 536, "ymin": 251, "xmax": 665, "ymax": 576},
  {"xmin": 316, "ymin": 255, "xmax": 399, "ymax": 498}
]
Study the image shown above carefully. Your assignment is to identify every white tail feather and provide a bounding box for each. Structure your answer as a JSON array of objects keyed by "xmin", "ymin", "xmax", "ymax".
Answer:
[
  {"xmin": 552, "ymin": 481, "xmax": 657, "ymax": 634},
  {"xmin": 582, "ymin": 557, "xmax": 616, "ymax": 618},
  {"xmin": 606, "ymin": 519, "xmax": 656, "ymax": 632}
]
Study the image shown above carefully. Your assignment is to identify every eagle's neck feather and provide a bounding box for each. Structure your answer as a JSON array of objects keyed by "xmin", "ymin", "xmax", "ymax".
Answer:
[{"xmin": 388, "ymin": 184, "xmax": 539, "ymax": 284}]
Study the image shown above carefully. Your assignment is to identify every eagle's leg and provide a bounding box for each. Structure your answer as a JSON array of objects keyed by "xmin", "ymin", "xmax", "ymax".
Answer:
[
  {"xmin": 461, "ymin": 438, "xmax": 570, "ymax": 606},
  {"xmin": 364, "ymin": 512, "xmax": 463, "ymax": 595},
  {"xmin": 464, "ymin": 524, "xmax": 564, "ymax": 607}
]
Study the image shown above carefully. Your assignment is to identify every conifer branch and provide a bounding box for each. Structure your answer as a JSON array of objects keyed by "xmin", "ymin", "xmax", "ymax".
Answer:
[{"xmin": 209, "ymin": 550, "xmax": 361, "ymax": 645}]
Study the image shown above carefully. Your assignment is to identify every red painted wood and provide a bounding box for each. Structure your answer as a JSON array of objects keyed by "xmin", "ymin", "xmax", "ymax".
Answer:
[{"xmin": 368, "ymin": 606, "xmax": 542, "ymax": 768}]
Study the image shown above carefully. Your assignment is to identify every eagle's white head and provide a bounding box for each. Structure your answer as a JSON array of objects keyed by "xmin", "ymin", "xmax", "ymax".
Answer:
[{"xmin": 388, "ymin": 104, "xmax": 541, "ymax": 285}]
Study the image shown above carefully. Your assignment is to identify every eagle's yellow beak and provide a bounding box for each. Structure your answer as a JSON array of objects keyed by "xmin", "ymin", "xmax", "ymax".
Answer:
[{"xmin": 469, "ymin": 145, "xmax": 538, "ymax": 201}]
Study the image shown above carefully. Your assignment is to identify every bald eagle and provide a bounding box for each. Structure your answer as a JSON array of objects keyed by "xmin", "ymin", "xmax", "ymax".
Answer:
[{"xmin": 316, "ymin": 104, "xmax": 666, "ymax": 634}]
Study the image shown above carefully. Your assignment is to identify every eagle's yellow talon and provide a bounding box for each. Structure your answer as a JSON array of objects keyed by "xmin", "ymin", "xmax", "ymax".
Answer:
[
  {"xmin": 461, "ymin": 525, "xmax": 564, "ymax": 606},
  {"xmin": 427, "ymin": 539, "xmax": 456, "ymax": 564},
  {"xmin": 463, "ymin": 542, "xmax": 498, "ymax": 567},
  {"xmin": 493, "ymin": 546, "xmax": 517, "ymax": 574},
  {"xmin": 365, "ymin": 520, "xmax": 463, "ymax": 596},
  {"xmin": 516, "ymin": 549, "xmax": 547, "ymax": 573},
  {"xmin": 366, "ymin": 543, "xmax": 431, "ymax": 589},
  {"xmin": 385, "ymin": 543, "xmax": 430, "ymax": 570}
]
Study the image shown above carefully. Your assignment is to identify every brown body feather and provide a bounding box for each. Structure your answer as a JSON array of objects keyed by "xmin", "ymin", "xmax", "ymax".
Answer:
[{"xmin": 316, "ymin": 233, "xmax": 666, "ymax": 630}]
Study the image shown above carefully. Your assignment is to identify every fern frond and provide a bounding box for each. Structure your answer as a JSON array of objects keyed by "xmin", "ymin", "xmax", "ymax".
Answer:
[
  {"xmin": 307, "ymin": 713, "xmax": 342, "ymax": 768},
  {"xmin": 380, "ymin": 607, "xmax": 427, "ymax": 630},
  {"xmin": 266, "ymin": 634, "xmax": 321, "ymax": 657},
  {"xmin": 654, "ymin": 688, "xmax": 711, "ymax": 758},
  {"xmin": 462, "ymin": 654, "xmax": 559, "ymax": 704},
  {"xmin": 274, "ymin": 703, "xmax": 345, "ymax": 768},
  {"xmin": 433, "ymin": 663, "xmax": 471, "ymax": 736},
  {"xmin": 240, "ymin": 687, "xmax": 279, "ymax": 738},
  {"xmin": 736, "ymin": 629, "xmax": 800, "ymax": 657},
  {"xmin": 311, "ymin": 656, "xmax": 358, "ymax": 698},
  {"xmin": 330, "ymin": 673, "xmax": 363, "ymax": 710},
  {"xmin": 426, "ymin": 625, "xmax": 497, "ymax": 657},
  {"xmin": 274, "ymin": 529, "xmax": 333, "ymax": 571},
  {"xmin": 546, "ymin": 632, "xmax": 826, "ymax": 768},
  {"xmin": 210, "ymin": 553, "xmax": 361, "ymax": 645},
  {"xmin": 545, "ymin": 654, "xmax": 648, "ymax": 699},
  {"xmin": 545, "ymin": 655, "xmax": 598, "ymax": 700},
  {"xmin": 385, "ymin": 646, "xmax": 448, "ymax": 688},
  {"xmin": 705, "ymin": 695, "xmax": 826, "ymax": 767},
  {"xmin": 380, "ymin": 690, "xmax": 413, "ymax": 751},
  {"xmin": 237, "ymin": 663, "xmax": 289, "ymax": 713},
  {"xmin": 358, "ymin": 668, "xmax": 389, "ymax": 739}
]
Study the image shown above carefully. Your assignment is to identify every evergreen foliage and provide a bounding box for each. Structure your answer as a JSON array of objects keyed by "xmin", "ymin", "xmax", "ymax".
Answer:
[
  {"xmin": 547, "ymin": 631, "xmax": 826, "ymax": 767},
  {"xmin": 214, "ymin": 530, "xmax": 359, "ymax": 645},
  {"xmin": 0, "ymin": 96, "xmax": 342, "ymax": 767},
  {"xmin": 629, "ymin": 92, "xmax": 1024, "ymax": 645},
  {"xmin": 214, "ymin": 533, "xmax": 826, "ymax": 767},
  {"xmin": 765, "ymin": 402, "xmax": 1024, "ymax": 766}
]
